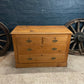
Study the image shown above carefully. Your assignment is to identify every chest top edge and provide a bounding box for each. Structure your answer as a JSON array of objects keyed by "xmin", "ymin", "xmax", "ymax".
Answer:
[{"xmin": 11, "ymin": 25, "xmax": 72, "ymax": 35}]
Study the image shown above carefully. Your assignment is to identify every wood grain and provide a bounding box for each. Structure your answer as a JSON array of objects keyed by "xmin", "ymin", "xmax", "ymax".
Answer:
[
  {"xmin": 12, "ymin": 35, "xmax": 19, "ymax": 64},
  {"xmin": 16, "ymin": 62, "xmax": 67, "ymax": 68},
  {"xmin": 18, "ymin": 54, "xmax": 66, "ymax": 63},
  {"xmin": 11, "ymin": 26, "xmax": 72, "ymax": 34},
  {"xmin": 11, "ymin": 25, "xmax": 72, "ymax": 68},
  {"xmin": 65, "ymin": 35, "xmax": 72, "ymax": 61}
]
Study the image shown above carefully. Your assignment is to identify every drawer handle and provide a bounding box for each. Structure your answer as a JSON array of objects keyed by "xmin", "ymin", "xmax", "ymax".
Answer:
[
  {"xmin": 51, "ymin": 57, "xmax": 56, "ymax": 60},
  {"xmin": 27, "ymin": 40, "xmax": 32, "ymax": 43},
  {"xmin": 28, "ymin": 58, "xmax": 32, "ymax": 60},
  {"xmin": 27, "ymin": 48, "xmax": 32, "ymax": 51},
  {"xmin": 52, "ymin": 48, "xmax": 57, "ymax": 50},
  {"xmin": 52, "ymin": 40, "xmax": 58, "ymax": 42}
]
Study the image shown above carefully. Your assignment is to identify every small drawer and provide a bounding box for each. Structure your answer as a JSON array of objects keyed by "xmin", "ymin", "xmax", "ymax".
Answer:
[
  {"xmin": 16, "ymin": 35, "xmax": 42, "ymax": 47},
  {"xmin": 42, "ymin": 44, "xmax": 67, "ymax": 54},
  {"xmin": 18, "ymin": 46, "xmax": 42, "ymax": 55},
  {"xmin": 18, "ymin": 54, "xmax": 67, "ymax": 63},
  {"xmin": 43, "ymin": 35, "xmax": 68, "ymax": 46}
]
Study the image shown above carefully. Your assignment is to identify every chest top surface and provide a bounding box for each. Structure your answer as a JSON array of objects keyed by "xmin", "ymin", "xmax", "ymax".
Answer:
[{"xmin": 11, "ymin": 25, "xmax": 72, "ymax": 35}]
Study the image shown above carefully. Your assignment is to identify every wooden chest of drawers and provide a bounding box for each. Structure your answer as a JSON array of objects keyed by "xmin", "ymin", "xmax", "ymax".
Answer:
[{"xmin": 11, "ymin": 26, "xmax": 72, "ymax": 68}]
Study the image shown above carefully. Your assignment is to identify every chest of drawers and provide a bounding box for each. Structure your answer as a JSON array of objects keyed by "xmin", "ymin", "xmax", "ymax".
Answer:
[{"xmin": 11, "ymin": 26, "xmax": 72, "ymax": 68}]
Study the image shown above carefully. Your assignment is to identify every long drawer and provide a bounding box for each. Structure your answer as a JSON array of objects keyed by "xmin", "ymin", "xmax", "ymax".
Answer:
[{"xmin": 18, "ymin": 54, "xmax": 67, "ymax": 63}]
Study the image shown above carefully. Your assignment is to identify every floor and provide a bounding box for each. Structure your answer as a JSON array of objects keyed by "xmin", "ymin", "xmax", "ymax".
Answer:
[{"xmin": 0, "ymin": 51, "xmax": 84, "ymax": 84}]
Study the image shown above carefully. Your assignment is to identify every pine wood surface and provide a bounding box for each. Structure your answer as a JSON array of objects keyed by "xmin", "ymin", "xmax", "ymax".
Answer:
[
  {"xmin": 18, "ymin": 54, "xmax": 66, "ymax": 63},
  {"xmin": 11, "ymin": 26, "xmax": 72, "ymax": 68},
  {"xmin": 16, "ymin": 62, "xmax": 67, "ymax": 68},
  {"xmin": 11, "ymin": 25, "xmax": 72, "ymax": 34}
]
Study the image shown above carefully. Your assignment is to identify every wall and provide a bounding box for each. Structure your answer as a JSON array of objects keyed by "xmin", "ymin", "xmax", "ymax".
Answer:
[{"xmin": 0, "ymin": 0, "xmax": 84, "ymax": 50}]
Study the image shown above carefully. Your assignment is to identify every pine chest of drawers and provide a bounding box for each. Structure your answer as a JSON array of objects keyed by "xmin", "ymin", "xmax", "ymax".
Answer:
[{"xmin": 11, "ymin": 26, "xmax": 72, "ymax": 68}]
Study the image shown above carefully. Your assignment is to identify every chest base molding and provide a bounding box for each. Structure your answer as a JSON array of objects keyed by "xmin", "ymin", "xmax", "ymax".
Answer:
[{"xmin": 16, "ymin": 62, "xmax": 67, "ymax": 68}]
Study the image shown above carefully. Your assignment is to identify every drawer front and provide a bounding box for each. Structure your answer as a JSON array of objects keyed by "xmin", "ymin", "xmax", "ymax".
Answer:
[
  {"xmin": 17, "ymin": 44, "xmax": 66, "ymax": 55},
  {"xmin": 42, "ymin": 44, "xmax": 66, "ymax": 54},
  {"xmin": 16, "ymin": 35, "xmax": 42, "ymax": 47},
  {"xmin": 18, "ymin": 54, "xmax": 67, "ymax": 63},
  {"xmin": 43, "ymin": 35, "xmax": 68, "ymax": 46},
  {"xmin": 18, "ymin": 46, "xmax": 42, "ymax": 55}
]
